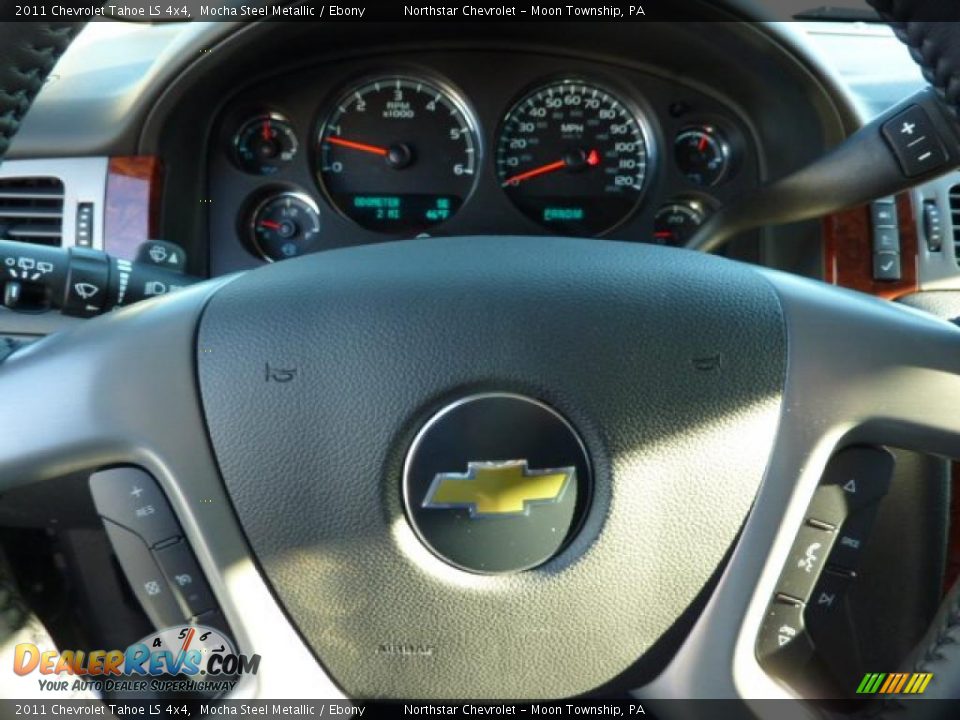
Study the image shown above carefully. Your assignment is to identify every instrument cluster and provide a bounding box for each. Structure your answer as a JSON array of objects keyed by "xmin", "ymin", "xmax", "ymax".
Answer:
[{"xmin": 208, "ymin": 52, "xmax": 759, "ymax": 268}]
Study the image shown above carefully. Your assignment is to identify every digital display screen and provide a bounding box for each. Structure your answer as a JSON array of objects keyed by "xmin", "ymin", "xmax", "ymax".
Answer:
[{"xmin": 336, "ymin": 194, "xmax": 462, "ymax": 233}]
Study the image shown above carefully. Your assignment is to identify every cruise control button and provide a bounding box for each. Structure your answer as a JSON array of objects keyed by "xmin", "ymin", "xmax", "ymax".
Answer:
[
  {"xmin": 757, "ymin": 598, "xmax": 814, "ymax": 670},
  {"xmin": 89, "ymin": 467, "xmax": 180, "ymax": 547},
  {"xmin": 829, "ymin": 505, "xmax": 879, "ymax": 572},
  {"xmin": 805, "ymin": 570, "xmax": 853, "ymax": 639},
  {"xmin": 102, "ymin": 519, "xmax": 184, "ymax": 628},
  {"xmin": 777, "ymin": 524, "xmax": 836, "ymax": 603},
  {"xmin": 154, "ymin": 540, "xmax": 215, "ymax": 617},
  {"xmin": 807, "ymin": 447, "xmax": 894, "ymax": 527}
]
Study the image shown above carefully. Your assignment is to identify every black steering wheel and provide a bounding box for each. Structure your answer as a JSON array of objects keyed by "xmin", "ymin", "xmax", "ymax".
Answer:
[{"xmin": 4, "ymin": 2, "xmax": 960, "ymax": 709}]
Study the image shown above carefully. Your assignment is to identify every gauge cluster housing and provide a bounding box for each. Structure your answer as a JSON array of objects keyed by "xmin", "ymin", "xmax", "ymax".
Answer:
[{"xmin": 207, "ymin": 50, "xmax": 761, "ymax": 273}]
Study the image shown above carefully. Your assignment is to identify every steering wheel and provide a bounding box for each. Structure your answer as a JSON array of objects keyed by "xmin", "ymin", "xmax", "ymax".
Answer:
[{"xmin": 5, "ymin": 2, "xmax": 960, "ymax": 708}]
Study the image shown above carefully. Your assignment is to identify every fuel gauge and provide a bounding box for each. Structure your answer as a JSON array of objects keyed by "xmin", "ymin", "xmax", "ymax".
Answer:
[
  {"xmin": 247, "ymin": 191, "xmax": 321, "ymax": 261},
  {"xmin": 234, "ymin": 114, "xmax": 299, "ymax": 175}
]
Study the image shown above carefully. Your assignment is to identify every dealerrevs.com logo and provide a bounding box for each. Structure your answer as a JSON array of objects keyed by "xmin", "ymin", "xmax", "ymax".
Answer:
[{"xmin": 13, "ymin": 625, "xmax": 260, "ymax": 695}]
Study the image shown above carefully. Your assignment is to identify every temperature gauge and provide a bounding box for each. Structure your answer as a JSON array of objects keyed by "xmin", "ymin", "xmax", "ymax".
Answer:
[
  {"xmin": 653, "ymin": 199, "xmax": 709, "ymax": 246},
  {"xmin": 234, "ymin": 114, "xmax": 299, "ymax": 175},
  {"xmin": 248, "ymin": 192, "xmax": 321, "ymax": 262},
  {"xmin": 674, "ymin": 126, "xmax": 730, "ymax": 187}
]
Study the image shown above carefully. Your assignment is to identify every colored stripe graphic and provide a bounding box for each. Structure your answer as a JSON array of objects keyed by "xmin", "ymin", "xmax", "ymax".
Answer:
[{"xmin": 857, "ymin": 672, "xmax": 933, "ymax": 694}]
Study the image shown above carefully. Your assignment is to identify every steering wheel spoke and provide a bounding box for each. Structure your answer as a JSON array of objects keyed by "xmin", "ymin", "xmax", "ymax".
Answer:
[
  {"xmin": 0, "ymin": 279, "xmax": 341, "ymax": 698},
  {"xmin": 639, "ymin": 268, "xmax": 960, "ymax": 702}
]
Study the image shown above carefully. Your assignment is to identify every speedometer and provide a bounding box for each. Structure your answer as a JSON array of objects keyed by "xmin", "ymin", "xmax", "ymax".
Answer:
[
  {"xmin": 317, "ymin": 76, "xmax": 479, "ymax": 234},
  {"xmin": 496, "ymin": 80, "xmax": 651, "ymax": 236}
]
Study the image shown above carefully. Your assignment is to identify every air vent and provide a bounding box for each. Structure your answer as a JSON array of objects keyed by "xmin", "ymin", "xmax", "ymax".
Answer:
[
  {"xmin": 0, "ymin": 177, "xmax": 64, "ymax": 247},
  {"xmin": 950, "ymin": 184, "xmax": 960, "ymax": 266}
]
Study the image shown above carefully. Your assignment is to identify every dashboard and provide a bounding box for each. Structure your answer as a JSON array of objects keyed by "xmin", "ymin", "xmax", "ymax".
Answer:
[
  {"xmin": 0, "ymin": 16, "xmax": 944, "ymax": 344},
  {"xmin": 208, "ymin": 50, "xmax": 760, "ymax": 270}
]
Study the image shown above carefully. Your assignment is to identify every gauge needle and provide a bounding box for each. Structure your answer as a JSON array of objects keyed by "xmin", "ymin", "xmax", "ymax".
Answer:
[
  {"xmin": 326, "ymin": 136, "xmax": 389, "ymax": 156},
  {"xmin": 259, "ymin": 220, "xmax": 282, "ymax": 230},
  {"xmin": 502, "ymin": 149, "xmax": 601, "ymax": 186},
  {"xmin": 262, "ymin": 119, "xmax": 271, "ymax": 141}
]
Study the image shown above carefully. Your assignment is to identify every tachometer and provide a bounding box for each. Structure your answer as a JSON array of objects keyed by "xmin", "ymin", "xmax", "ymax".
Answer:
[
  {"xmin": 495, "ymin": 80, "xmax": 651, "ymax": 236},
  {"xmin": 317, "ymin": 76, "xmax": 479, "ymax": 234}
]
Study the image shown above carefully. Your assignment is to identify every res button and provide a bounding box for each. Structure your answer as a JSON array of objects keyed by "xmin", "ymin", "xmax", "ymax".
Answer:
[{"xmin": 89, "ymin": 467, "xmax": 181, "ymax": 547}]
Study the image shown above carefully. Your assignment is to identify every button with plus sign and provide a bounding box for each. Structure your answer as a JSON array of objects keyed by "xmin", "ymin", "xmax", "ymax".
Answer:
[{"xmin": 89, "ymin": 467, "xmax": 181, "ymax": 547}]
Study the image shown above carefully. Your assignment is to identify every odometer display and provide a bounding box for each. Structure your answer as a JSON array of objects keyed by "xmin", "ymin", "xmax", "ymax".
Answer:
[
  {"xmin": 496, "ymin": 80, "xmax": 650, "ymax": 236},
  {"xmin": 317, "ymin": 77, "xmax": 479, "ymax": 234}
]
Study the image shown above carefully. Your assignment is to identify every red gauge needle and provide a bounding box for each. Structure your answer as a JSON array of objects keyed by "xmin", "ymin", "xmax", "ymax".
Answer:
[
  {"xmin": 261, "ymin": 119, "xmax": 271, "ymax": 142},
  {"xmin": 697, "ymin": 135, "xmax": 709, "ymax": 152},
  {"xmin": 653, "ymin": 232, "xmax": 674, "ymax": 240},
  {"xmin": 503, "ymin": 149, "xmax": 601, "ymax": 187},
  {"xmin": 259, "ymin": 220, "xmax": 282, "ymax": 230},
  {"xmin": 326, "ymin": 136, "xmax": 389, "ymax": 156}
]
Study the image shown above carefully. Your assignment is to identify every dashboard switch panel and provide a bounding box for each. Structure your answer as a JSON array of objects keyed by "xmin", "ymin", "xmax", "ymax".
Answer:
[{"xmin": 90, "ymin": 467, "xmax": 180, "ymax": 547}]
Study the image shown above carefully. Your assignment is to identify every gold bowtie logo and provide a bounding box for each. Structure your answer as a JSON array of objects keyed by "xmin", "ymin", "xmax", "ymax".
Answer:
[{"xmin": 423, "ymin": 460, "xmax": 575, "ymax": 518}]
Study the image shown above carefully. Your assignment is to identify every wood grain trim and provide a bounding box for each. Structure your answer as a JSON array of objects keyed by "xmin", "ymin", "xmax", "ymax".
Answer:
[
  {"xmin": 823, "ymin": 193, "xmax": 918, "ymax": 300},
  {"xmin": 104, "ymin": 156, "xmax": 162, "ymax": 261}
]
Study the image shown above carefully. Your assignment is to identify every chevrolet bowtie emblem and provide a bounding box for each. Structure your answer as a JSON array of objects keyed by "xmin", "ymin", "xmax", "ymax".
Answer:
[{"xmin": 422, "ymin": 460, "xmax": 575, "ymax": 518}]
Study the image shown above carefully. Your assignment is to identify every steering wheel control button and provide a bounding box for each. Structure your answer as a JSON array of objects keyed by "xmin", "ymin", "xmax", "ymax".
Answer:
[
  {"xmin": 403, "ymin": 394, "xmax": 591, "ymax": 574},
  {"xmin": 89, "ymin": 467, "xmax": 180, "ymax": 547},
  {"xmin": 881, "ymin": 105, "xmax": 950, "ymax": 178},
  {"xmin": 102, "ymin": 519, "xmax": 185, "ymax": 629},
  {"xmin": 153, "ymin": 540, "xmax": 215, "ymax": 617},
  {"xmin": 756, "ymin": 598, "xmax": 814, "ymax": 671},
  {"xmin": 807, "ymin": 446, "xmax": 894, "ymax": 527},
  {"xmin": 828, "ymin": 505, "xmax": 879, "ymax": 572},
  {"xmin": 777, "ymin": 524, "xmax": 836, "ymax": 603},
  {"xmin": 804, "ymin": 569, "xmax": 854, "ymax": 638}
]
